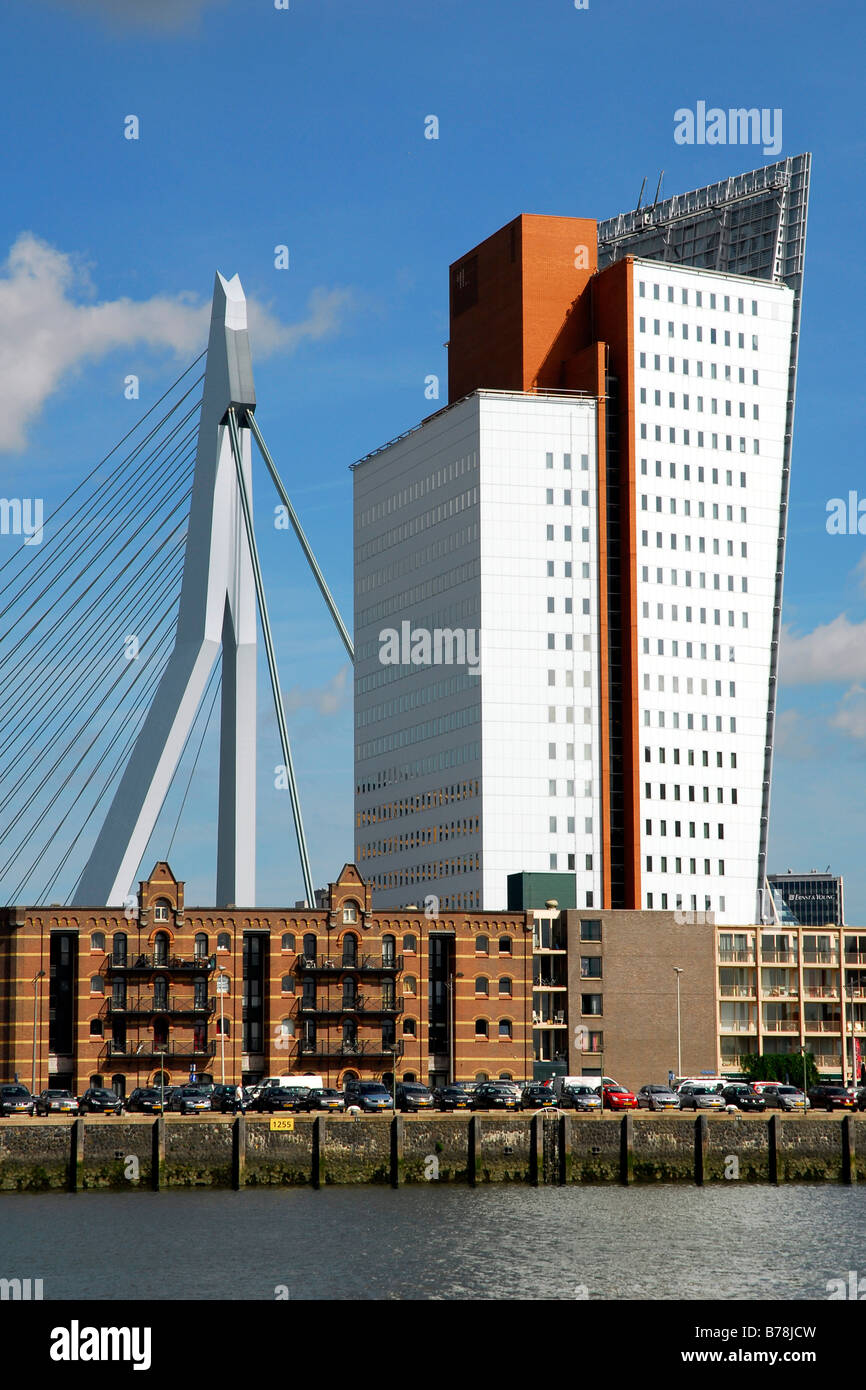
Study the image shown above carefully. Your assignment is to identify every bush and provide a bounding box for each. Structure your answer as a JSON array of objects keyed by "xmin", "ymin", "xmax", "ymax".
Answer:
[{"xmin": 740, "ymin": 1052, "xmax": 818, "ymax": 1090}]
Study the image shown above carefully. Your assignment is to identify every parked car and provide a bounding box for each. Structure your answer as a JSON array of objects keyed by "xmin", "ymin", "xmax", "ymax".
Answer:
[
  {"xmin": 719, "ymin": 1084, "xmax": 766, "ymax": 1113},
  {"xmin": 760, "ymin": 1085, "xmax": 809, "ymax": 1113},
  {"xmin": 636, "ymin": 1084, "xmax": 681, "ymax": 1111},
  {"xmin": 601, "ymin": 1085, "xmax": 637, "ymax": 1112},
  {"xmin": 254, "ymin": 1086, "xmax": 310, "ymax": 1113},
  {"xmin": 35, "ymin": 1089, "xmax": 79, "ymax": 1116},
  {"xmin": 857, "ymin": 1087, "xmax": 866, "ymax": 1113},
  {"xmin": 168, "ymin": 1086, "xmax": 213, "ymax": 1115},
  {"xmin": 306, "ymin": 1088, "xmax": 345, "ymax": 1112},
  {"xmin": 472, "ymin": 1083, "xmax": 521, "ymax": 1111},
  {"xmin": 344, "ymin": 1080, "xmax": 393, "ymax": 1112},
  {"xmin": 208, "ymin": 1083, "xmax": 244, "ymax": 1114},
  {"xmin": 808, "ymin": 1085, "xmax": 856, "ymax": 1113},
  {"xmin": 0, "ymin": 1084, "xmax": 35, "ymax": 1117},
  {"xmin": 434, "ymin": 1085, "xmax": 472, "ymax": 1112},
  {"xmin": 521, "ymin": 1083, "xmax": 558, "ymax": 1110},
  {"xmin": 558, "ymin": 1084, "xmax": 602, "ymax": 1112},
  {"xmin": 126, "ymin": 1087, "xmax": 164, "ymax": 1114},
  {"xmin": 677, "ymin": 1084, "xmax": 726, "ymax": 1112},
  {"xmin": 79, "ymin": 1087, "xmax": 123, "ymax": 1115},
  {"xmin": 395, "ymin": 1083, "xmax": 435, "ymax": 1112}
]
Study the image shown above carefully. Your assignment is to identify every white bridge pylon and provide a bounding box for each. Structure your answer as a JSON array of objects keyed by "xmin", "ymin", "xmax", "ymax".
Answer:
[{"xmin": 73, "ymin": 273, "xmax": 348, "ymax": 909}]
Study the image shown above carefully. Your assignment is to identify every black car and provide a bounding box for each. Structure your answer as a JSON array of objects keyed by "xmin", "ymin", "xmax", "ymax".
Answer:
[
  {"xmin": 209, "ymin": 1083, "xmax": 244, "ymax": 1114},
  {"xmin": 35, "ymin": 1089, "xmax": 79, "ymax": 1116},
  {"xmin": 472, "ymin": 1083, "xmax": 521, "ymax": 1111},
  {"xmin": 254, "ymin": 1086, "xmax": 310, "ymax": 1114},
  {"xmin": 857, "ymin": 1087, "xmax": 866, "ymax": 1113},
  {"xmin": 521, "ymin": 1084, "xmax": 557, "ymax": 1110},
  {"xmin": 168, "ymin": 1086, "xmax": 213, "ymax": 1115},
  {"xmin": 719, "ymin": 1084, "xmax": 766, "ymax": 1113},
  {"xmin": 434, "ymin": 1085, "xmax": 471, "ymax": 1112},
  {"xmin": 395, "ymin": 1083, "xmax": 435, "ymax": 1112},
  {"xmin": 808, "ymin": 1085, "xmax": 856, "ymax": 1113},
  {"xmin": 306, "ymin": 1088, "xmax": 345, "ymax": 1112},
  {"xmin": 79, "ymin": 1087, "xmax": 123, "ymax": 1115},
  {"xmin": 0, "ymin": 1084, "xmax": 35, "ymax": 1117},
  {"xmin": 126, "ymin": 1087, "xmax": 164, "ymax": 1114}
]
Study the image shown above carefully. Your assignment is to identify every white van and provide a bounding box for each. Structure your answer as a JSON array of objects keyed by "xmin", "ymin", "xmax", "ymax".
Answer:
[
  {"xmin": 551, "ymin": 1074, "xmax": 618, "ymax": 1099},
  {"xmin": 672, "ymin": 1076, "xmax": 728, "ymax": 1094},
  {"xmin": 251, "ymin": 1073, "xmax": 324, "ymax": 1100}
]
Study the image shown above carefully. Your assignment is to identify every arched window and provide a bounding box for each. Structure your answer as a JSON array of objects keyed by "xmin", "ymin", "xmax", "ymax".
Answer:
[
  {"xmin": 403, "ymin": 933, "xmax": 417, "ymax": 954},
  {"xmin": 154, "ymin": 899, "xmax": 171, "ymax": 923},
  {"xmin": 112, "ymin": 978, "xmax": 126, "ymax": 1008},
  {"xmin": 343, "ymin": 902, "xmax": 359, "ymax": 924},
  {"xmin": 90, "ymin": 1074, "xmax": 104, "ymax": 1088},
  {"xmin": 404, "ymin": 975, "xmax": 417, "ymax": 996},
  {"xmin": 280, "ymin": 974, "xmax": 295, "ymax": 994},
  {"xmin": 498, "ymin": 936, "xmax": 512, "ymax": 956},
  {"xmin": 194, "ymin": 933, "xmax": 208, "ymax": 960},
  {"xmin": 382, "ymin": 934, "xmax": 396, "ymax": 967},
  {"xmin": 303, "ymin": 933, "xmax": 317, "ymax": 964},
  {"xmin": 90, "ymin": 975, "xmax": 104, "ymax": 995},
  {"xmin": 89, "ymin": 1019, "xmax": 103, "ymax": 1036},
  {"xmin": 217, "ymin": 1017, "xmax": 231, "ymax": 1037},
  {"xmin": 498, "ymin": 1018, "xmax": 513, "ymax": 1039},
  {"xmin": 153, "ymin": 1019, "xmax": 168, "ymax": 1047},
  {"xmin": 90, "ymin": 932, "xmax": 105, "ymax": 953},
  {"xmin": 153, "ymin": 932, "xmax": 169, "ymax": 967},
  {"xmin": 342, "ymin": 1069, "xmax": 360, "ymax": 1085},
  {"xmin": 474, "ymin": 976, "xmax": 489, "ymax": 996},
  {"xmin": 153, "ymin": 978, "xmax": 167, "ymax": 1010},
  {"xmin": 475, "ymin": 935, "xmax": 489, "ymax": 956},
  {"xmin": 402, "ymin": 1017, "xmax": 416, "ymax": 1036},
  {"xmin": 342, "ymin": 934, "xmax": 358, "ymax": 968},
  {"xmin": 111, "ymin": 1074, "xmax": 126, "ymax": 1098},
  {"xmin": 342, "ymin": 977, "xmax": 357, "ymax": 1009},
  {"xmin": 498, "ymin": 977, "xmax": 512, "ymax": 997},
  {"xmin": 342, "ymin": 1019, "xmax": 358, "ymax": 1052},
  {"xmin": 153, "ymin": 1071, "xmax": 169, "ymax": 1088},
  {"xmin": 499, "ymin": 1072, "xmax": 513, "ymax": 1081},
  {"xmin": 302, "ymin": 978, "xmax": 316, "ymax": 1010},
  {"xmin": 112, "ymin": 932, "xmax": 127, "ymax": 966},
  {"xmin": 281, "ymin": 932, "xmax": 296, "ymax": 952},
  {"xmin": 475, "ymin": 1072, "xmax": 489, "ymax": 1082},
  {"xmin": 217, "ymin": 932, "xmax": 231, "ymax": 952},
  {"xmin": 403, "ymin": 1072, "xmax": 417, "ymax": 1083},
  {"xmin": 475, "ymin": 1018, "xmax": 489, "ymax": 1039}
]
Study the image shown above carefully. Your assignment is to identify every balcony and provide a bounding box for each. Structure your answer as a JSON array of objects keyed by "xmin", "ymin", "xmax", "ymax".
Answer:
[
  {"xmin": 296, "ymin": 996, "xmax": 403, "ymax": 1017},
  {"xmin": 803, "ymin": 952, "xmax": 838, "ymax": 966},
  {"xmin": 297, "ymin": 955, "xmax": 402, "ymax": 975},
  {"xmin": 103, "ymin": 1039, "xmax": 216, "ymax": 1059},
  {"xmin": 802, "ymin": 986, "xmax": 839, "ymax": 1000},
  {"xmin": 297, "ymin": 1039, "xmax": 404, "ymax": 1060},
  {"xmin": 102, "ymin": 994, "xmax": 216, "ymax": 1019},
  {"xmin": 803, "ymin": 1020, "xmax": 842, "ymax": 1034},
  {"xmin": 718, "ymin": 1021, "xmax": 757, "ymax": 1033},
  {"xmin": 844, "ymin": 953, "xmax": 866, "ymax": 966},
  {"xmin": 718, "ymin": 950, "xmax": 754, "ymax": 963},
  {"xmin": 102, "ymin": 953, "xmax": 215, "ymax": 976},
  {"xmin": 760, "ymin": 951, "xmax": 798, "ymax": 965},
  {"xmin": 761, "ymin": 1019, "xmax": 799, "ymax": 1033},
  {"xmin": 719, "ymin": 985, "xmax": 756, "ymax": 998}
]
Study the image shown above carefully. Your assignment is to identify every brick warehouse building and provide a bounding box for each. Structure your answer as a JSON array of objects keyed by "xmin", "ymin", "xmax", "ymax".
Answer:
[{"xmin": 0, "ymin": 863, "xmax": 532, "ymax": 1096}]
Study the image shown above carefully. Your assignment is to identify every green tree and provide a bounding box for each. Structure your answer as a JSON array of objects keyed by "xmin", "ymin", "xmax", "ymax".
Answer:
[{"xmin": 740, "ymin": 1052, "xmax": 818, "ymax": 1090}]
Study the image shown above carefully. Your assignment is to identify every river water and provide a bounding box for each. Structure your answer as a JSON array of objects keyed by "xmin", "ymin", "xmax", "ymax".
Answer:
[{"xmin": 1, "ymin": 1185, "xmax": 863, "ymax": 1300}]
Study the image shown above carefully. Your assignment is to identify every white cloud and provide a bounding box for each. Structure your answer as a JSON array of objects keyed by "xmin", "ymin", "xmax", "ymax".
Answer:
[
  {"xmin": 282, "ymin": 666, "xmax": 350, "ymax": 719},
  {"xmin": 779, "ymin": 614, "xmax": 866, "ymax": 686},
  {"xmin": 773, "ymin": 708, "xmax": 817, "ymax": 760},
  {"xmin": 0, "ymin": 233, "xmax": 353, "ymax": 451},
  {"xmin": 51, "ymin": 0, "xmax": 228, "ymax": 32},
  {"xmin": 830, "ymin": 686, "xmax": 866, "ymax": 743}
]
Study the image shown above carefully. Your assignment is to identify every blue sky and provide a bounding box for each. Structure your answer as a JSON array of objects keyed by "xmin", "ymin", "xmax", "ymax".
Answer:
[{"xmin": 1, "ymin": 0, "xmax": 864, "ymax": 915}]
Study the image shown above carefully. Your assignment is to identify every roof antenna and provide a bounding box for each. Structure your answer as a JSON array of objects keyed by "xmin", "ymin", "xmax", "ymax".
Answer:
[
  {"xmin": 635, "ymin": 176, "xmax": 647, "ymax": 211},
  {"xmin": 652, "ymin": 170, "xmax": 664, "ymax": 206}
]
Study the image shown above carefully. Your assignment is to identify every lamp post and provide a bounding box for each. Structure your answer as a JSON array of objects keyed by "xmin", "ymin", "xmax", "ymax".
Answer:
[
  {"xmin": 31, "ymin": 971, "xmax": 45, "ymax": 1097},
  {"xmin": 217, "ymin": 968, "xmax": 228, "ymax": 1085},
  {"xmin": 673, "ymin": 968, "xmax": 684, "ymax": 1081}
]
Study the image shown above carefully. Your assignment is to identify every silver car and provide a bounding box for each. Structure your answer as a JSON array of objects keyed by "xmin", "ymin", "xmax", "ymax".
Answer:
[
  {"xmin": 677, "ymin": 1084, "xmax": 726, "ymax": 1111},
  {"xmin": 636, "ymin": 1084, "xmax": 681, "ymax": 1111}
]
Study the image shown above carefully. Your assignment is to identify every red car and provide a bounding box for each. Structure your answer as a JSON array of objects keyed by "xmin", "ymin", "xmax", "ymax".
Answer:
[{"xmin": 601, "ymin": 1084, "xmax": 637, "ymax": 1111}]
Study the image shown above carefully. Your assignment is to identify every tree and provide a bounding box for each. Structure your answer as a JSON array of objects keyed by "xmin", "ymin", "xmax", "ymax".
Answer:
[{"xmin": 740, "ymin": 1052, "xmax": 818, "ymax": 1091}]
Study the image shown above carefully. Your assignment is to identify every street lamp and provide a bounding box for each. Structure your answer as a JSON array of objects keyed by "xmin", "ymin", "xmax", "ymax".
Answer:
[
  {"xmin": 31, "ymin": 971, "xmax": 45, "ymax": 1096},
  {"xmin": 217, "ymin": 967, "xmax": 229, "ymax": 1085},
  {"xmin": 673, "ymin": 968, "xmax": 684, "ymax": 1080}
]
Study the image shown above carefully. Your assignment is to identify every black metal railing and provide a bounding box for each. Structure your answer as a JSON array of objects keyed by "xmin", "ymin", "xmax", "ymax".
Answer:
[
  {"xmin": 296, "ymin": 1039, "xmax": 404, "ymax": 1059},
  {"xmin": 102, "ymin": 994, "xmax": 216, "ymax": 1019},
  {"xmin": 297, "ymin": 954, "xmax": 402, "ymax": 974},
  {"xmin": 103, "ymin": 953, "xmax": 215, "ymax": 974},
  {"xmin": 295, "ymin": 995, "xmax": 403, "ymax": 1016},
  {"xmin": 103, "ymin": 1039, "xmax": 216, "ymax": 1059}
]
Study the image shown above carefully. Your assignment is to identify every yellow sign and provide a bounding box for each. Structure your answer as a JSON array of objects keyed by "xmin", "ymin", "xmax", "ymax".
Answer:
[{"xmin": 269, "ymin": 1117, "xmax": 295, "ymax": 1132}]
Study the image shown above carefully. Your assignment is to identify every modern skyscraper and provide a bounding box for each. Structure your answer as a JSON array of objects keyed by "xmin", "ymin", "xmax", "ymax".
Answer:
[{"xmin": 353, "ymin": 157, "xmax": 810, "ymax": 924}]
